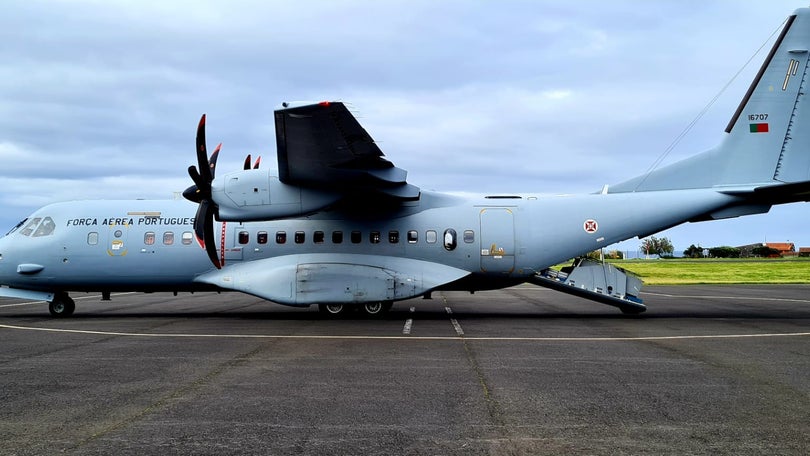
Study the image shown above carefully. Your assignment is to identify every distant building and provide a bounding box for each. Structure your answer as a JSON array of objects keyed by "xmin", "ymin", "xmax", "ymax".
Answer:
[
  {"xmin": 766, "ymin": 242, "xmax": 795, "ymax": 257},
  {"xmin": 799, "ymin": 247, "xmax": 810, "ymax": 257},
  {"xmin": 737, "ymin": 243, "xmax": 763, "ymax": 258},
  {"xmin": 736, "ymin": 242, "xmax": 795, "ymax": 258}
]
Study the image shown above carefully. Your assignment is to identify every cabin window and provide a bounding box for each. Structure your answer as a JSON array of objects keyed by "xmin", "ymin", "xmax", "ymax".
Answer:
[
  {"xmin": 276, "ymin": 231, "xmax": 286, "ymax": 244},
  {"xmin": 163, "ymin": 231, "xmax": 174, "ymax": 245},
  {"xmin": 257, "ymin": 231, "xmax": 268, "ymax": 244},
  {"xmin": 332, "ymin": 231, "xmax": 343, "ymax": 244},
  {"xmin": 463, "ymin": 230, "xmax": 475, "ymax": 243},
  {"xmin": 351, "ymin": 231, "xmax": 362, "ymax": 244},
  {"xmin": 238, "ymin": 231, "xmax": 249, "ymax": 245},
  {"xmin": 87, "ymin": 232, "xmax": 99, "ymax": 245},
  {"xmin": 426, "ymin": 230, "xmax": 437, "ymax": 244},
  {"xmin": 181, "ymin": 231, "xmax": 193, "ymax": 245},
  {"xmin": 407, "ymin": 230, "xmax": 418, "ymax": 244},
  {"xmin": 295, "ymin": 231, "xmax": 305, "ymax": 244},
  {"xmin": 144, "ymin": 232, "xmax": 155, "ymax": 245},
  {"xmin": 33, "ymin": 217, "xmax": 56, "ymax": 237},
  {"xmin": 370, "ymin": 231, "xmax": 381, "ymax": 244},
  {"xmin": 443, "ymin": 229, "xmax": 457, "ymax": 251},
  {"xmin": 314, "ymin": 231, "xmax": 325, "ymax": 244},
  {"xmin": 389, "ymin": 231, "xmax": 399, "ymax": 243},
  {"xmin": 20, "ymin": 218, "xmax": 41, "ymax": 236}
]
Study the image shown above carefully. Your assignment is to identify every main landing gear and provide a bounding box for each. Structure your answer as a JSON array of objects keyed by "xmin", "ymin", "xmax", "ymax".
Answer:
[
  {"xmin": 48, "ymin": 292, "xmax": 75, "ymax": 318},
  {"xmin": 318, "ymin": 301, "xmax": 394, "ymax": 318}
]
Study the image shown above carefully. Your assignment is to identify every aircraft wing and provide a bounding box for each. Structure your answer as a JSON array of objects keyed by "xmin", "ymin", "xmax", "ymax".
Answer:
[{"xmin": 274, "ymin": 102, "xmax": 420, "ymax": 200}]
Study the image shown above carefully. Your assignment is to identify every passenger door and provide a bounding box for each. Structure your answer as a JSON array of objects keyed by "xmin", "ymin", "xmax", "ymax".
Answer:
[{"xmin": 479, "ymin": 208, "xmax": 515, "ymax": 274}]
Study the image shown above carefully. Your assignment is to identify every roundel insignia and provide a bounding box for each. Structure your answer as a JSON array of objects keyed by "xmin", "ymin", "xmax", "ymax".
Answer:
[{"xmin": 583, "ymin": 219, "xmax": 598, "ymax": 234}]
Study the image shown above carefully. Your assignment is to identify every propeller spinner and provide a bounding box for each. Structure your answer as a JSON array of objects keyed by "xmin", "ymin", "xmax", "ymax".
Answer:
[{"xmin": 183, "ymin": 114, "xmax": 223, "ymax": 269}]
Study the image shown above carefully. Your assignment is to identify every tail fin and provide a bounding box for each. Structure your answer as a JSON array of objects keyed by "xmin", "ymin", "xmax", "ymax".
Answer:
[{"xmin": 612, "ymin": 8, "xmax": 810, "ymax": 193}]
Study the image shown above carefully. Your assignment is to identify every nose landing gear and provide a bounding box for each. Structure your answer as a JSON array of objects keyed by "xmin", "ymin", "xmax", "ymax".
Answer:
[{"xmin": 49, "ymin": 292, "xmax": 75, "ymax": 318}]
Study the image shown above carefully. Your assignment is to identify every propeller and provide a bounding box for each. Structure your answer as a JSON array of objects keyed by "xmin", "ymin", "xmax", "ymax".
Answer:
[{"xmin": 183, "ymin": 114, "xmax": 222, "ymax": 269}]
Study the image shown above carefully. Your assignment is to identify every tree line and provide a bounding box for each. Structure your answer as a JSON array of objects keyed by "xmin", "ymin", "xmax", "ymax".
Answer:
[
  {"xmin": 681, "ymin": 244, "xmax": 781, "ymax": 258},
  {"xmin": 639, "ymin": 236, "xmax": 784, "ymax": 258},
  {"xmin": 581, "ymin": 236, "xmax": 792, "ymax": 260}
]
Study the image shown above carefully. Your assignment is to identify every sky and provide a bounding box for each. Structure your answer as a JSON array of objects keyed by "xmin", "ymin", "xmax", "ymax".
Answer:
[{"xmin": 1, "ymin": 0, "xmax": 808, "ymax": 255}]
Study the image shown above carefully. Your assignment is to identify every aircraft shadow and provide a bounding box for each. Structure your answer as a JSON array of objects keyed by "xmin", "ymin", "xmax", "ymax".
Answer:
[{"xmin": 1, "ymin": 309, "xmax": 807, "ymax": 321}]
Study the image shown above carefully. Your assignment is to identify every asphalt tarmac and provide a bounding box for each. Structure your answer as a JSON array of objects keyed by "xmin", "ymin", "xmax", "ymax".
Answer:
[{"xmin": 1, "ymin": 285, "xmax": 809, "ymax": 455}]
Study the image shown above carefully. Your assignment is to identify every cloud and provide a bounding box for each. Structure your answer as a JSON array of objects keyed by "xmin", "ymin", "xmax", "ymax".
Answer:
[{"xmin": 0, "ymin": 0, "xmax": 805, "ymax": 251}]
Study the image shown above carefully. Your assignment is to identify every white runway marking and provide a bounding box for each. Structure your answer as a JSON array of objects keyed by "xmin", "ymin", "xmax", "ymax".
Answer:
[
  {"xmin": 0, "ymin": 292, "xmax": 136, "ymax": 308},
  {"xmin": 445, "ymin": 306, "xmax": 464, "ymax": 336},
  {"xmin": 402, "ymin": 319, "xmax": 413, "ymax": 335},
  {"xmin": 0, "ymin": 323, "xmax": 808, "ymax": 341},
  {"xmin": 402, "ymin": 306, "xmax": 416, "ymax": 334},
  {"xmin": 0, "ymin": 302, "xmax": 44, "ymax": 309},
  {"xmin": 642, "ymin": 291, "xmax": 810, "ymax": 303}
]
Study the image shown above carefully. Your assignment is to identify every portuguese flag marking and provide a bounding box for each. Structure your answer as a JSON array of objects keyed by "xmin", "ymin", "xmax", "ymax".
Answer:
[{"xmin": 749, "ymin": 123, "xmax": 769, "ymax": 133}]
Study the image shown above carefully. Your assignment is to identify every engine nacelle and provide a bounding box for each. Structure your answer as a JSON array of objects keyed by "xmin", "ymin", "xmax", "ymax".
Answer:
[{"xmin": 211, "ymin": 169, "xmax": 341, "ymax": 221}]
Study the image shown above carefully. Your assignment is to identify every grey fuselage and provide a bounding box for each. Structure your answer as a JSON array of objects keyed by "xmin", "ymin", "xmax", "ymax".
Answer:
[{"xmin": 0, "ymin": 188, "xmax": 738, "ymax": 302}]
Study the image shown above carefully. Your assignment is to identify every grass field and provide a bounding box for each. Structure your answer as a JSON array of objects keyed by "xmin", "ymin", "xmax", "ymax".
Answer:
[{"xmin": 605, "ymin": 258, "xmax": 810, "ymax": 285}]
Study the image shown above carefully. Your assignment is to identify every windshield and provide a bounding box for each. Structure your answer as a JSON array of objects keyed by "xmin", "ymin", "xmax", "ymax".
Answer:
[{"xmin": 8, "ymin": 216, "xmax": 58, "ymax": 238}]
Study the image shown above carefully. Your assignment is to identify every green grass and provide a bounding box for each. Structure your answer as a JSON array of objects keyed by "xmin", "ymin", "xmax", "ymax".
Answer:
[{"xmin": 605, "ymin": 258, "xmax": 810, "ymax": 285}]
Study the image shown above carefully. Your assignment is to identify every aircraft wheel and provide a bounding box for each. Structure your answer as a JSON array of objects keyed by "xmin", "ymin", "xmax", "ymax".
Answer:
[
  {"xmin": 361, "ymin": 301, "xmax": 386, "ymax": 318},
  {"xmin": 49, "ymin": 293, "xmax": 75, "ymax": 318},
  {"xmin": 319, "ymin": 303, "xmax": 347, "ymax": 318}
]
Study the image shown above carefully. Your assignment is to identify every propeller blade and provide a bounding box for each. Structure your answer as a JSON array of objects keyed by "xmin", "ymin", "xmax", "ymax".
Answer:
[
  {"xmin": 253, "ymin": 156, "xmax": 261, "ymax": 169},
  {"xmin": 209, "ymin": 143, "xmax": 222, "ymax": 179},
  {"xmin": 192, "ymin": 200, "xmax": 207, "ymax": 245},
  {"xmin": 187, "ymin": 165, "xmax": 204, "ymax": 189},
  {"xmin": 194, "ymin": 200, "xmax": 221, "ymax": 269},
  {"xmin": 196, "ymin": 114, "xmax": 212, "ymax": 184},
  {"xmin": 189, "ymin": 114, "xmax": 221, "ymax": 269},
  {"xmin": 243, "ymin": 154, "xmax": 252, "ymax": 171},
  {"xmin": 182, "ymin": 185, "xmax": 201, "ymax": 203}
]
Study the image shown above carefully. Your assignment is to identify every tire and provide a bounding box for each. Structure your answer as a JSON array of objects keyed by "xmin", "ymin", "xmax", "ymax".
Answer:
[
  {"xmin": 319, "ymin": 303, "xmax": 347, "ymax": 318},
  {"xmin": 361, "ymin": 302, "xmax": 385, "ymax": 318},
  {"xmin": 49, "ymin": 294, "xmax": 75, "ymax": 318}
]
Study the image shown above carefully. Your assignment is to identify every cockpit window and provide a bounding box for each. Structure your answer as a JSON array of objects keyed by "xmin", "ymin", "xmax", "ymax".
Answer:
[
  {"xmin": 17, "ymin": 217, "xmax": 58, "ymax": 237},
  {"xmin": 20, "ymin": 218, "xmax": 42, "ymax": 236},
  {"xmin": 32, "ymin": 217, "xmax": 56, "ymax": 237}
]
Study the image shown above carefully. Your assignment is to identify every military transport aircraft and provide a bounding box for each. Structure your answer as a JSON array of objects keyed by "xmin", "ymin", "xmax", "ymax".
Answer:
[{"xmin": 2, "ymin": 8, "xmax": 810, "ymax": 318}]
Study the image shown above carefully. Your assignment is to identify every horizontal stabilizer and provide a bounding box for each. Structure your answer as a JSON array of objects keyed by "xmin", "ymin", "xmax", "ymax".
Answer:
[{"xmin": 720, "ymin": 180, "xmax": 810, "ymax": 204}]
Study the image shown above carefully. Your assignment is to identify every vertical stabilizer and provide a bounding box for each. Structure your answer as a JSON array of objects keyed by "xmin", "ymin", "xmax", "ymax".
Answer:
[{"xmin": 611, "ymin": 9, "xmax": 810, "ymax": 193}]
